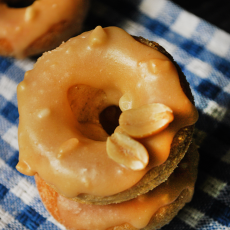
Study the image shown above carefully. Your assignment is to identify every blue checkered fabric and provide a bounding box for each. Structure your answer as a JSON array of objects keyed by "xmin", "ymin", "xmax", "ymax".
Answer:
[{"xmin": 1, "ymin": 0, "xmax": 230, "ymax": 229}]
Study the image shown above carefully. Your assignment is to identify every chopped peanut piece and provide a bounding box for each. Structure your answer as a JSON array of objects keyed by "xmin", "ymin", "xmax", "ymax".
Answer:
[
  {"xmin": 24, "ymin": 6, "xmax": 37, "ymax": 22},
  {"xmin": 58, "ymin": 138, "xmax": 79, "ymax": 158}
]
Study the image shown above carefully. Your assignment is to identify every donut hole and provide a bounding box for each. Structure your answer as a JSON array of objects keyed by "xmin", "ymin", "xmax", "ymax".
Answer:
[
  {"xmin": 68, "ymin": 85, "xmax": 121, "ymax": 141},
  {"xmin": 99, "ymin": 106, "xmax": 122, "ymax": 136},
  {"xmin": 3, "ymin": 0, "xmax": 35, "ymax": 8}
]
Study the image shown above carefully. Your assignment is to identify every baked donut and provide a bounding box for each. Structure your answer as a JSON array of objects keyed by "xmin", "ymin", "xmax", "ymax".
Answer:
[
  {"xmin": 16, "ymin": 26, "xmax": 198, "ymax": 208},
  {"xmin": 35, "ymin": 142, "xmax": 199, "ymax": 230},
  {"xmin": 0, "ymin": 0, "xmax": 89, "ymax": 58}
]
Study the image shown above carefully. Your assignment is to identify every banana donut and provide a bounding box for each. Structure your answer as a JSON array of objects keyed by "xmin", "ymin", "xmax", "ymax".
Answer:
[
  {"xmin": 35, "ymin": 143, "xmax": 199, "ymax": 230},
  {"xmin": 16, "ymin": 26, "xmax": 198, "ymax": 206},
  {"xmin": 0, "ymin": 0, "xmax": 89, "ymax": 58}
]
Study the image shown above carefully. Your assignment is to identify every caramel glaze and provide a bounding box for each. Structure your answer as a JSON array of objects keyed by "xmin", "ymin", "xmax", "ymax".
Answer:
[
  {"xmin": 17, "ymin": 26, "xmax": 198, "ymax": 198},
  {"xmin": 36, "ymin": 143, "xmax": 198, "ymax": 230},
  {"xmin": 0, "ymin": 0, "xmax": 88, "ymax": 58}
]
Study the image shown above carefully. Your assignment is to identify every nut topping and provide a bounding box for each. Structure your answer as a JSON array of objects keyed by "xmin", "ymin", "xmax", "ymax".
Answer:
[
  {"xmin": 89, "ymin": 26, "xmax": 107, "ymax": 46},
  {"xmin": 58, "ymin": 138, "xmax": 79, "ymax": 158},
  {"xmin": 119, "ymin": 103, "xmax": 174, "ymax": 138},
  {"xmin": 24, "ymin": 6, "xmax": 37, "ymax": 22},
  {"xmin": 106, "ymin": 132, "xmax": 149, "ymax": 170}
]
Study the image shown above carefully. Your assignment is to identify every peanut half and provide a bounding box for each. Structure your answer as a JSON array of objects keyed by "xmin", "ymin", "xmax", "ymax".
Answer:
[
  {"xmin": 119, "ymin": 103, "xmax": 174, "ymax": 138},
  {"xmin": 106, "ymin": 132, "xmax": 149, "ymax": 170}
]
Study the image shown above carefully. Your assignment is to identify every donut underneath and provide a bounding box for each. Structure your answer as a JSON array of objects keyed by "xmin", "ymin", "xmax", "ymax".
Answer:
[{"xmin": 35, "ymin": 143, "xmax": 198, "ymax": 230}]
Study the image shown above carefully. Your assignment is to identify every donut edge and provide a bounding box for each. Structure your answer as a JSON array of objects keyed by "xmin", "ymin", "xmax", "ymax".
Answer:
[{"xmin": 0, "ymin": 38, "xmax": 13, "ymax": 56}]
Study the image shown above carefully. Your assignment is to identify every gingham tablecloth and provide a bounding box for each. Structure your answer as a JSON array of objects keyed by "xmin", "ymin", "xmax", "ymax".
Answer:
[{"xmin": 1, "ymin": 0, "xmax": 230, "ymax": 229}]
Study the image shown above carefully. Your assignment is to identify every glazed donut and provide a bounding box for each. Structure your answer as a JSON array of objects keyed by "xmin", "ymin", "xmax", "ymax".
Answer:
[
  {"xmin": 35, "ymin": 143, "xmax": 199, "ymax": 230},
  {"xmin": 0, "ymin": 0, "xmax": 89, "ymax": 58},
  {"xmin": 16, "ymin": 26, "xmax": 198, "ymax": 207}
]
